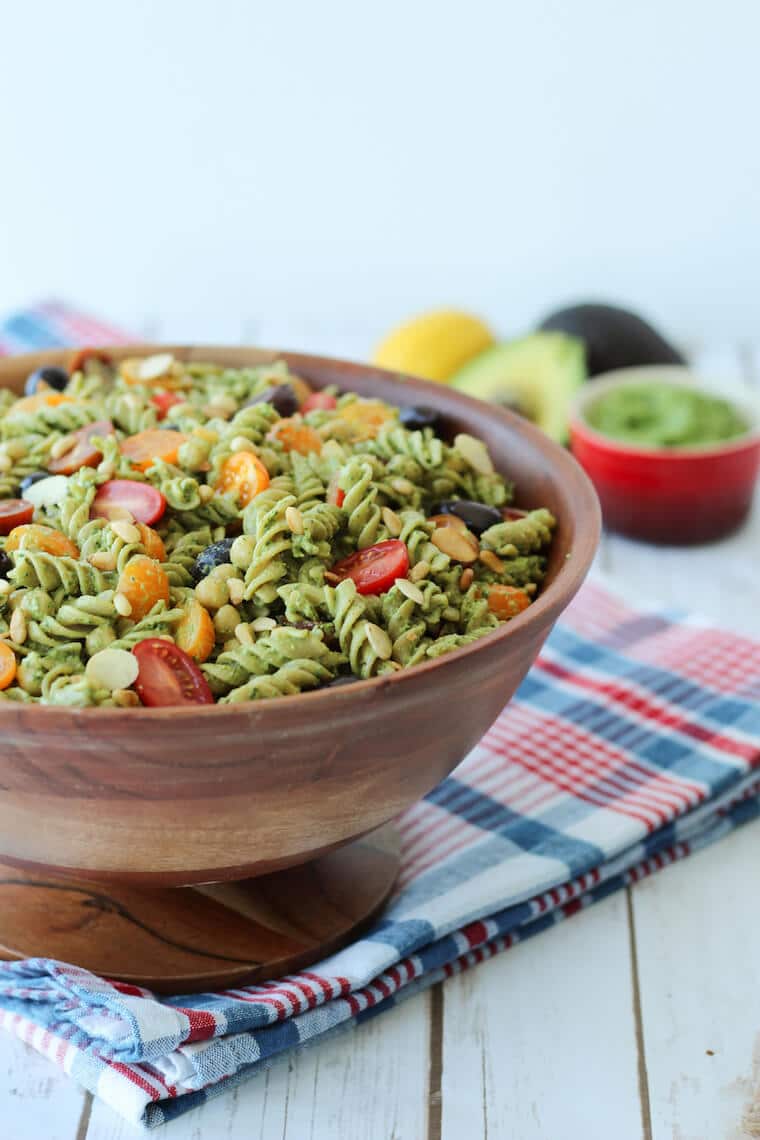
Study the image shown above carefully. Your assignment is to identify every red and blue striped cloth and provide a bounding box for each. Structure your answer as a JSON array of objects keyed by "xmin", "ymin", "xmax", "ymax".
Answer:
[{"xmin": 1, "ymin": 305, "xmax": 759, "ymax": 1127}]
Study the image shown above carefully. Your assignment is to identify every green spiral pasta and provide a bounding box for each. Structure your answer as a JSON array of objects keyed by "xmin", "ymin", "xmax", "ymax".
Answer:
[
  {"xmin": 480, "ymin": 508, "xmax": 556, "ymax": 556},
  {"xmin": 0, "ymin": 352, "xmax": 554, "ymax": 705}
]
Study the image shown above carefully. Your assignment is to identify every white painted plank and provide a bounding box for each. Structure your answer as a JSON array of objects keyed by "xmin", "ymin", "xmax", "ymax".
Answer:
[
  {"xmin": 0, "ymin": 1033, "xmax": 87, "ymax": 1140},
  {"xmin": 84, "ymin": 989, "xmax": 431, "ymax": 1139},
  {"xmin": 632, "ymin": 819, "xmax": 760, "ymax": 1140},
  {"xmin": 440, "ymin": 893, "xmax": 643, "ymax": 1140}
]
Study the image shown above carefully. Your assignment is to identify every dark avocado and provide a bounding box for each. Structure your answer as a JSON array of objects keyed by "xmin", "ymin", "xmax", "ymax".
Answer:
[{"xmin": 538, "ymin": 302, "xmax": 685, "ymax": 377}]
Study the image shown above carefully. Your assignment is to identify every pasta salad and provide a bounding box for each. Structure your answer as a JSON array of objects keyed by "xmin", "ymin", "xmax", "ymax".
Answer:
[{"xmin": 0, "ymin": 351, "xmax": 556, "ymax": 706}]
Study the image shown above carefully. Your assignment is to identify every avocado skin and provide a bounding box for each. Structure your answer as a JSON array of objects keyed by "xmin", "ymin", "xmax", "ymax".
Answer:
[{"xmin": 538, "ymin": 303, "xmax": 685, "ymax": 377}]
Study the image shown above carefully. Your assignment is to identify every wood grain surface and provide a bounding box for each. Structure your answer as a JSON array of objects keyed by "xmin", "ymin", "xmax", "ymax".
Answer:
[{"xmin": 0, "ymin": 826, "xmax": 399, "ymax": 992}]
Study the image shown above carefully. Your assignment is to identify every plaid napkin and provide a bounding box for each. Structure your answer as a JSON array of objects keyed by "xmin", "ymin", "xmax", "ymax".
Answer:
[{"xmin": 1, "ymin": 305, "xmax": 760, "ymax": 1128}]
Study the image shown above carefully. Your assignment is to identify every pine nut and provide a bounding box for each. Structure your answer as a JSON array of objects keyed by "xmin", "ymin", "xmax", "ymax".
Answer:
[
  {"xmin": 50, "ymin": 434, "xmax": 76, "ymax": 459},
  {"xmin": 229, "ymin": 436, "xmax": 256, "ymax": 453},
  {"xmin": 110, "ymin": 520, "xmax": 141, "ymax": 545},
  {"xmin": 0, "ymin": 454, "xmax": 13, "ymax": 473},
  {"xmin": 234, "ymin": 621, "xmax": 254, "ymax": 645},
  {"xmin": 366, "ymin": 622, "xmax": 392, "ymax": 660},
  {"xmin": 409, "ymin": 560, "xmax": 430, "ymax": 582},
  {"xmin": 429, "ymin": 513, "xmax": 467, "ymax": 533},
  {"xmin": 324, "ymin": 571, "xmax": 341, "ymax": 584},
  {"xmin": 251, "ymin": 616, "xmax": 277, "ymax": 633},
  {"xmin": 479, "ymin": 550, "xmax": 505, "ymax": 574},
  {"xmin": 102, "ymin": 505, "xmax": 134, "ymax": 522},
  {"xmin": 0, "ymin": 580, "xmax": 11, "ymax": 596},
  {"xmin": 285, "ymin": 506, "xmax": 304, "ymax": 534},
  {"xmin": 114, "ymin": 592, "xmax": 133, "ymax": 617},
  {"xmin": 459, "ymin": 567, "xmax": 474, "ymax": 591},
  {"xmin": 381, "ymin": 507, "xmax": 402, "ymax": 536},
  {"xmin": 89, "ymin": 551, "xmax": 117, "ymax": 571},
  {"xmin": 113, "ymin": 688, "xmax": 141, "ymax": 707},
  {"xmin": 198, "ymin": 484, "xmax": 214, "ymax": 503},
  {"xmin": 395, "ymin": 578, "xmax": 425, "ymax": 606},
  {"xmin": 227, "ymin": 577, "xmax": 245, "ymax": 606},
  {"xmin": 454, "ymin": 433, "xmax": 494, "ymax": 475},
  {"xmin": 390, "ymin": 477, "xmax": 416, "ymax": 497},
  {"xmin": 214, "ymin": 604, "xmax": 240, "ymax": 637},
  {"xmin": 9, "ymin": 608, "xmax": 27, "ymax": 644}
]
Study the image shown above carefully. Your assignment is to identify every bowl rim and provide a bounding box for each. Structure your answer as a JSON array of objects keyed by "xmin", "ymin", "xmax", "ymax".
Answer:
[
  {"xmin": 0, "ymin": 344, "xmax": 601, "ymax": 718},
  {"xmin": 570, "ymin": 365, "xmax": 760, "ymax": 459}
]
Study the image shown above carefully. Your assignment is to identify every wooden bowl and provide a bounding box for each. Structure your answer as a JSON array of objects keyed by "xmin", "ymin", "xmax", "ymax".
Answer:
[{"xmin": 0, "ymin": 347, "xmax": 601, "ymax": 886}]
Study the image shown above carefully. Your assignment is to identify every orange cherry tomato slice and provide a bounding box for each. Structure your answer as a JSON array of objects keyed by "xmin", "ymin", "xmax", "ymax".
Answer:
[
  {"xmin": 337, "ymin": 400, "xmax": 394, "ymax": 439},
  {"xmin": 10, "ymin": 392, "xmax": 75, "ymax": 417},
  {"xmin": 332, "ymin": 539, "xmax": 409, "ymax": 595},
  {"xmin": 174, "ymin": 598, "xmax": 216, "ymax": 663},
  {"xmin": 6, "ymin": 524, "xmax": 79, "ymax": 557},
  {"xmin": 117, "ymin": 555, "xmax": 170, "ymax": 620},
  {"xmin": 91, "ymin": 480, "xmax": 166, "ymax": 525},
  {"xmin": 48, "ymin": 419, "xmax": 115, "ymax": 476},
  {"xmin": 266, "ymin": 419, "xmax": 322, "ymax": 455},
  {"xmin": 68, "ymin": 348, "xmax": 112, "ymax": 376},
  {"xmin": 0, "ymin": 500, "xmax": 34, "ymax": 535},
  {"xmin": 214, "ymin": 452, "xmax": 270, "ymax": 506},
  {"xmin": 151, "ymin": 391, "xmax": 183, "ymax": 420},
  {"xmin": 133, "ymin": 638, "xmax": 214, "ymax": 706},
  {"xmin": 487, "ymin": 584, "xmax": 531, "ymax": 620},
  {"xmin": 120, "ymin": 429, "xmax": 190, "ymax": 472},
  {"xmin": 135, "ymin": 524, "xmax": 167, "ymax": 562},
  {"xmin": 302, "ymin": 391, "xmax": 337, "ymax": 413},
  {"xmin": 0, "ymin": 642, "xmax": 17, "ymax": 689}
]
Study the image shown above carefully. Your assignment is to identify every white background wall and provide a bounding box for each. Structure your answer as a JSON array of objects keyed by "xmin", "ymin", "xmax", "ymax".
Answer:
[{"xmin": 1, "ymin": 0, "xmax": 759, "ymax": 353}]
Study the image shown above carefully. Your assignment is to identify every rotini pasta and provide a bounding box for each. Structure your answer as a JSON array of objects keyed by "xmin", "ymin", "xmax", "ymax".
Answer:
[{"xmin": 0, "ymin": 352, "xmax": 555, "ymax": 705}]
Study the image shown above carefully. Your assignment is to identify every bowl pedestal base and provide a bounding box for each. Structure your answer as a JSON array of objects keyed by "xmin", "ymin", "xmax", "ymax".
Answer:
[{"xmin": 0, "ymin": 826, "xmax": 399, "ymax": 994}]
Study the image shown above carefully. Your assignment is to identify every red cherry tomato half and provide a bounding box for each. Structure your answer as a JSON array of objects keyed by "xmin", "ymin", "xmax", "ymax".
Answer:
[
  {"xmin": 48, "ymin": 420, "xmax": 115, "ymax": 476},
  {"xmin": 0, "ymin": 499, "xmax": 34, "ymax": 535},
  {"xmin": 132, "ymin": 638, "xmax": 214, "ymax": 707},
  {"xmin": 68, "ymin": 348, "xmax": 112, "ymax": 376},
  {"xmin": 331, "ymin": 539, "xmax": 409, "ymax": 595},
  {"xmin": 91, "ymin": 480, "xmax": 167, "ymax": 525},
  {"xmin": 301, "ymin": 391, "xmax": 338, "ymax": 414},
  {"xmin": 326, "ymin": 473, "xmax": 345, "ymax": 508},
  {"xmin": 151, "ymin": 391, "xmax": 183, "ymax": 420}
]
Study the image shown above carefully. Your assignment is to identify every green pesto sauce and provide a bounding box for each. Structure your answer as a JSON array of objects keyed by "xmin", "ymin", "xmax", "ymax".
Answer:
[{"xmin": 586, "ymin": 382, "xmax": 749, "ymax": 448}]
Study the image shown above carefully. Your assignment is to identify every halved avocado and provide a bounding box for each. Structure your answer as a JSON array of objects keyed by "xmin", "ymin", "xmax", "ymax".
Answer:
[{"xmin": 450, "ymin": 332, "xmax": 586, "ymax": 442}]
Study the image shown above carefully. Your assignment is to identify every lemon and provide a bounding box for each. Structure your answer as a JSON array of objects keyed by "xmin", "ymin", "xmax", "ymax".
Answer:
[{"xmin": 373, "ymin": 309, "xmax": 495, "ymax": 383}]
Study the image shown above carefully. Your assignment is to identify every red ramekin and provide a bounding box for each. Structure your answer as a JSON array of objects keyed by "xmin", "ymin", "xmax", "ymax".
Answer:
[{"xmin": 569, "ymin": 366, "xmax": 760, "ymax": 544}]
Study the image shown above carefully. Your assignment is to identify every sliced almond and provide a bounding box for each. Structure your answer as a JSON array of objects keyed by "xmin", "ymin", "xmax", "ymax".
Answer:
[
  {"xmin": 395, "ymin": 578, "xmax": 425, "ymax": 606},
  {"xmin": 454, "ymin": 433, "xmax": 494, "ymax": 475},
  {"xmin": 479, "ymin": 549, "xmax": 505, "ymax": 574},
  {"xmin": 110, "ymin": 519, "xmax": 141, "ymax": 545},
  {"xmin": 285, "ymin": 506, "xmax": 304, "ymax": 535},
  {"xmin": 430, "ymin": 526, "xmax": 479, "ymax": 563},
  {"xmin": 366, "ymin": 622, "xmax": 392, "ymax": 660},
  {"xmin": 429, "ymin": 513, "xmax": 467, "ymax": 533},
  {"xmin": 113, "ymin": 688, "xmax": 141, "ymax": 707},
  {"xmin": 381, "ymin": 507, "xmax": 402, "ymax": 537},
  {"xmin": 137, "ymin": 353, "xmax": 175, "ymax": 382},
  {"xmin": 85, "ymin": 647, "xmax": 139, "ymax": 691}
]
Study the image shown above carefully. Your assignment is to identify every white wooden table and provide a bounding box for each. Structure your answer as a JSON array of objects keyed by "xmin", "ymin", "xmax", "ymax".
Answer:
[{"xmin": 2, "ymin": 339, "xmax": 759, "ymax": 1139}]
